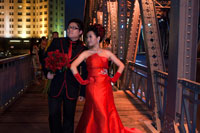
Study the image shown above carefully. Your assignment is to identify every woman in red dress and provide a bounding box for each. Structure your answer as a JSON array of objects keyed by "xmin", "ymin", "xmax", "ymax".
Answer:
[{"xmin": 70, "ymin": 24, "xmax": 142, "ymax": 133}]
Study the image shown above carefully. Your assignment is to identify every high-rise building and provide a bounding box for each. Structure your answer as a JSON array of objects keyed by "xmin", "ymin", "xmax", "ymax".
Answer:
[{"xmin": 0, "ymin": 0, "xmax": 65, "ymax": 38}]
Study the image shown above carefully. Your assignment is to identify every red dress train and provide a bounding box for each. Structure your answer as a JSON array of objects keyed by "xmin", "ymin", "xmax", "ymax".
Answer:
[{"xmin": 75, "ymin": 53, "xmax": 142, "ymax": 133}]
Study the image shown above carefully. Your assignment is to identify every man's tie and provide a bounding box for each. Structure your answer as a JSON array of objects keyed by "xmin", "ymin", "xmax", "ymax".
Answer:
[{"xmin": 68, "ymin": 41, "xmax": 73, "ymax": 60}]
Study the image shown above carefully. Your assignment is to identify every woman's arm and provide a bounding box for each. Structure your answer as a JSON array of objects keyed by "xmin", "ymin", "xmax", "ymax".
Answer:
[
  {"xmin": 70, "ymin": 51, "xmax": 90, "ymax": 85},
  {"xmin": 70, "ymin": 51, "xmax": 87, "ymax": 74},
  {"xmin": 107, "ymin": 50, "xmax": 125, "ymax": 73},
  {"xmin": 106, "ymin": 50, "xmax": 125, "ymax": 83}
]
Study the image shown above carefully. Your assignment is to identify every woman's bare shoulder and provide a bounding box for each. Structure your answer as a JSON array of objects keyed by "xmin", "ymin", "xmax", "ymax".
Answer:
[{"xmin": 102, "ymin": 49, "xmax": 113, "ymax": 56}]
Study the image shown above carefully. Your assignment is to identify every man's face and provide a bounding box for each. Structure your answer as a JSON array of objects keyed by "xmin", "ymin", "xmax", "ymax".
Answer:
[
  {"xmin": 52, "ymin": 33, "xmax": 58, "ymax": 38},
  {"xmin": 67, "ymin": 22, "xmax": 82, "ymax": 40}
]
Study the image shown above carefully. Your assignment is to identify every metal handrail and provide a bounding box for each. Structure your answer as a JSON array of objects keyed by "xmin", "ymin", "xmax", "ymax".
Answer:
[
  {"xmin": 0, "ymin": 54, "xmax": 33, "ymax": 110},
  {"xmin": 178, "ymin": 78, "xmax": 200, "ymax": 133}
]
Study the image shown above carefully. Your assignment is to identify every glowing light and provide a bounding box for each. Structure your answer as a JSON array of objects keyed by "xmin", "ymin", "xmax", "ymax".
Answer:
[
  {"xmin": 24, "ymin": 40, "xmax": 30, "ymax": 42},
  {"xmin": 64, "ymin": 30, "xmax": 66, "ymax": 37},
  {"xmin": 148, "ymin": 23, "xmax": 152, "ymax": 27},
  {"xmin": 10, "ymin": 40, "xmax": 21, "ymax": 42}
]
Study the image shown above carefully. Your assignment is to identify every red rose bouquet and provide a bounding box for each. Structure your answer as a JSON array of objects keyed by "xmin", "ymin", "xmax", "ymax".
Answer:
[
  {"xmin": 43, "ymin": 50, "xmax": 68, "ymax": 94},
  {"xmin": 45, "ymin": 49, "xmax": 68, "ymax": 72}
]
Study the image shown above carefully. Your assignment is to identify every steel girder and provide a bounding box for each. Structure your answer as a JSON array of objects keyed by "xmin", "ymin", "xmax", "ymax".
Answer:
[{"xmin": 138, "ymin": 0, "xmax": 165, "ymax": 131}]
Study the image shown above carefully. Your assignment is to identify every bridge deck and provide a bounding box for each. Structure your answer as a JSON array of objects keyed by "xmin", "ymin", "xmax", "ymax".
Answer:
[{"xmin": 0, "ymin": 81, "xmax": 152, "ymax": 133}]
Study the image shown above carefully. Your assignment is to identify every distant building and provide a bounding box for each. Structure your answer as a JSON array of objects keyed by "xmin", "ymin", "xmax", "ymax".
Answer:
[{"xmin": 0, "ymin": 0, "xmax": 65, "ymax": 38}]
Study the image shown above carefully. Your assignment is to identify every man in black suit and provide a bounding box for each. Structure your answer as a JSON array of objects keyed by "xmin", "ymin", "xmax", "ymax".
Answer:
[{"xmin": 44, "ymin": 19, "xmax": 87, "ymax": 133}]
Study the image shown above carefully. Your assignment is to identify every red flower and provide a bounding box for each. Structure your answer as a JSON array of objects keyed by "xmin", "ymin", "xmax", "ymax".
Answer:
[{"xmin": 45, "ymin": 50, "xmax": 68, "ymax": 73}]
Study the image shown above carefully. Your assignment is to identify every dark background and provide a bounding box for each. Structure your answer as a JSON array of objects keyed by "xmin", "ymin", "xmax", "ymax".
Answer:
[{"xmin": 65, "ymin": 0, "xmax": 85, "ymax": 28}]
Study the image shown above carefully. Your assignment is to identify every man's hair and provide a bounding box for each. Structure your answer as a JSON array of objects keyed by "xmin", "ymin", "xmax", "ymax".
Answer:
[
  {"xmin": 67, "ymin": 18, "xmax": 84, "ymax": 32},
  {"xmin": 52, "ymin": 31, "xmax": 58, "ymax": 35},
  {"xmin": 41, "ymin": 36, "xmax": 46, "ymax": 40}
]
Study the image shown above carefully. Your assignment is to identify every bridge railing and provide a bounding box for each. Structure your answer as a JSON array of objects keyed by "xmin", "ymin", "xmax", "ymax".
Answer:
[
  {"xmin": 124, "ymin": 62, "xmax": 152, "ymax": 107},
  {"xmin": 178, "ymin": 78, "xmax": 200, "ymax": 133},
  {"xmin": 125, "ymin": 62, "xmax": 200, "ymax": 132},
  {"xmin": 0, "ymin": 54, "xmax": 33, "ymax": 110},
  {"xmin": 154, "ymin": 70, "xmax": 168, "ymax": 128}
]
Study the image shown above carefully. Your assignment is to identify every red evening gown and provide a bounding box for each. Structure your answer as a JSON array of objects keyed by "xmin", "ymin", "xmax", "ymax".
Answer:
[{"xmin": 75, "ymin": 53, "xmax": 142, "ymax": 133}]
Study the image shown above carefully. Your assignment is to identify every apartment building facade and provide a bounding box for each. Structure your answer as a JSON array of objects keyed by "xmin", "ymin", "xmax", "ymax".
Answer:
[{"xmin": 0, "ymin": 0, "xmax": 65, "ymax": 38}]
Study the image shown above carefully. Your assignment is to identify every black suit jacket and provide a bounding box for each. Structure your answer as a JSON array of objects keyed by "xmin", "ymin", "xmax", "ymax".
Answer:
[{"xmin": 43, "ymin": 37, "xmax": 88, "ymax": 99}]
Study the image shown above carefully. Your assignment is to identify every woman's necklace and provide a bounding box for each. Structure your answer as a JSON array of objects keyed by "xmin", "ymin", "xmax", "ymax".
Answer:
[{"xmin": 90, "ymin": 48, "xmax": 102, "ymax": 54}]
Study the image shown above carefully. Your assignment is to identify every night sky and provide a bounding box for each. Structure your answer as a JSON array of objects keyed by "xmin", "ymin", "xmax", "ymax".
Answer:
[{"xmin": 65, "ymin": 0, "xmax": 85, "ymax": 28}]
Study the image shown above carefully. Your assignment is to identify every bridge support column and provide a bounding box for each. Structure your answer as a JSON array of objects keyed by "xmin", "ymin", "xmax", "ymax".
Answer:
[{"xmin": 163, "ymin": 0, "xmax": 199, "ymax": 132}]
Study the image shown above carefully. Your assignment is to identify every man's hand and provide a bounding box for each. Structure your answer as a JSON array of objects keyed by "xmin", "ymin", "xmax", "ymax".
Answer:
[{"xmin": 47, "ymin": 72, "xmax": 55, "ymax": 79}]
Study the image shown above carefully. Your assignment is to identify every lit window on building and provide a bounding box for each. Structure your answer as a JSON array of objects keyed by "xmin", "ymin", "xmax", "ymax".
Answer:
[
  {"xmin": 9, "ymin": 12, "xmax": 14, "ymax": 15},
  {"xmin": 18, "ymin": 5, "xmax": 22, "ymax": 9},
  {"xmin": 9, "ymin": 6, "xmax": 14, "ymax": 9},
  {"xmin": 26, "ymin": 18, "xmax": 31, "ymax": 22},
  {"xmin": 26, "ymin": 0, "xmax": 30, "ymax": 3},
  {"xmin": 26, "ymin": 31, "xmax": 30, "ymax": 34},
  {"xmin": 18, "ymin": 0, "xmax": 22, "ymax": 3},
  {"xmin": 9, "ymin": 18, "xmax": 14, "ymax": 22},
  {"xmin": 9, "ymin": 25, "xmax": 14, "ymax": 28},
  {"xmin": 18, "ymin": 18, "xmax": 22, "ymax": 22},
  {"xmin": 26, "ymin": 12, "xmax": 31, "ymax": 16},
  {"xmin": 26, "ymin": 6, "xmax": 31, "ymax": 9},
  {"xmin": 18, "ymin": 12, "xmax": 22, "ymax": 15}
]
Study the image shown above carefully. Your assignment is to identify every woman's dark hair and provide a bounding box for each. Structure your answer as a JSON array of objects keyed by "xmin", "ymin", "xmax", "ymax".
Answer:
[
  {"xmin": 87, "ymin": 24, "xmax": 105, "ymax": 42},
  {"xmin": 68, "ymin": 18, "xmax": 84, "ymax": 32}
]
